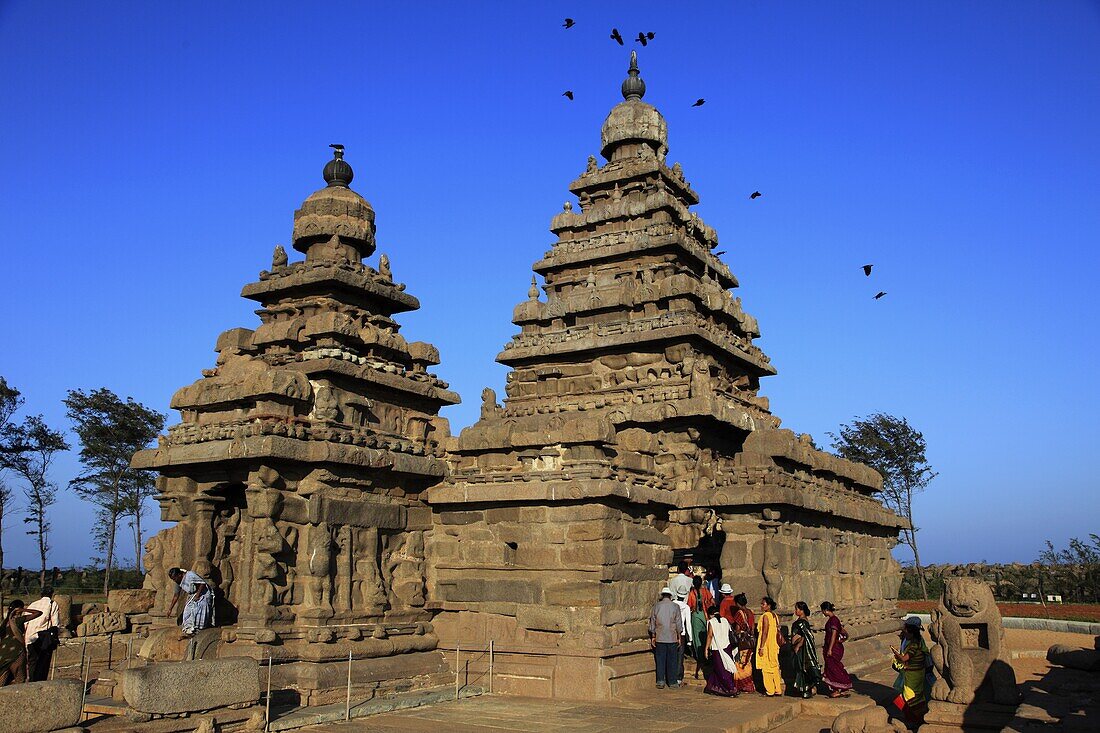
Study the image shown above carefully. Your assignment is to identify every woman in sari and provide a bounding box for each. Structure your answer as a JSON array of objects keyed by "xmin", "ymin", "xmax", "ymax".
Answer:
[
  {"xmin": 755, "ymin": 596, "xmax": 783, "ymax": 696},
  {"xmin": 790, "ymin": 601, "xmax": 823, "ymax": 698},
  {"xmin": 703, "ymin": 605, "xmax": 739, "ymax": 697},
  {"xmin": 167, "ymin": 567, "xmax": 215, "ymax": 636},
  {"xmin": 687, "ymin": 576, "xmax": 712, "ymax": 680},
  {"xmin": 891, "ymin": 617, "xmax": 930, "ymax": 725},
  {"xmin": 820, "ymin": 601, "xmax": 852, "ymax": 697},
  {"xmin": 0, "ymin": 600, "xmax": 42, "ymax": 685},
  {"xmin": 731, "ymin": 593, "xmax": 756, "ymax": 693}
]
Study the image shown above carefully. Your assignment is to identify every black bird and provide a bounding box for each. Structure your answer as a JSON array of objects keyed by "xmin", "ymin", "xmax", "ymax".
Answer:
[
  {"xmin": 692, "ymin": 98, "xmax": 706, "ymax": 107},
  {"xmin": 862, "ymin": 264, "xmax": 873, "ymax": 276},
  {"xmin": 874, "ymin": 291, "xmax": 887, "ymax": 300},
  {"xmin": 329, "ymin": 143, "xmax": 344, "ymax": 152},
  {"xmin": 750, "ymin": 191, "xmax": 762, "ymax": 199},
  {"xmin": 635, "ymin": 31, "xmax": 654, "ymax": 46},
  {"xmin": 714, "ymin": 250, "xmax": 726, "ymax": 256},
  {"xmin": 563, "ymin": 18, "xmax": 575, "ymax": 29},
  {"xmin": 563, "ymin": 90, "xmax": 574, "ymax": 100},
  {"xmin": 610, "ymin": 27, "xmax": 624, "ymax": 45}
]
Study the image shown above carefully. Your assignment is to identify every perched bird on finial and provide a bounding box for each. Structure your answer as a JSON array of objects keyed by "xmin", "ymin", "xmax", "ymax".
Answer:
[
  {"xmin": 714, "ymin": 250, "xmax": 726, "ymax": 256},
  {"xmin": 635, "ymin": 31, "xmax": 654, "ymax": 46},
  {"xmin": 329, "ymin": 143, "xmax": 344, "ymax": 155},
  {"xmin": 692, "ymin": 98, "xmax": 706, "ymax": 107},
  {"xmin": 610, "ymin": 27, "xmax": 624, "ymax": 45},
  {"xmin": 862, "ymin": 264, "xmax": 873, "ymax": 276},
  {"xmin": 563, "ymin": 17, "xmax": 575, "ymax": 28},
  {"xmin": 563, "ymin": 90, "xmax": 574, "ymax": 100},
  {"xmin": 873, "ymin": 291, "xmax": 887, "ymax": 300},
  {"xmin": 272, "ymin": 244, "xmax": 288, "ymax": 269},
  {"xmin": 750, "ymin": 191, "xmax": 762, "ymax": 199}
]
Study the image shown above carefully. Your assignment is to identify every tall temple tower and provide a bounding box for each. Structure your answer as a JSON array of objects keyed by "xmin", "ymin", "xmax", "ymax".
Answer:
[
  {"xmin": 429, "ymin": 53, "xmax": 905, "ymax": 698},
  {"xmin": 133, "ymin": 149, "xmax": 459, "ymax": 703}
]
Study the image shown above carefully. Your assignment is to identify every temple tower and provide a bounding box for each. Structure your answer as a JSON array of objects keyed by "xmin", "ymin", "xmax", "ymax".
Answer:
[
  {"xmin": 429, "ymin": 53, "xmax": 905, "ymax": 698},
  {"xmin": 133, "ymin": 148, "xmax": 459, "ymax": 704}
]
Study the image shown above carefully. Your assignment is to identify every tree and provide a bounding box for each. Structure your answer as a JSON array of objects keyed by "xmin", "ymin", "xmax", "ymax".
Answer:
[
  {"xmin": 64, "ymin": 388, "xmax": 164, "ymax": 595},
  {"xmin": 0, "ymin": 377, "xmax": 23, "ymax": 609},
  {"xmin": 3, "ymin": 415, "xmax": 69, "ymax": 590},
  {"xmin": 1039, "ymin": 535, "xmax": 1100, "ymax": 604},
  {"xmin": 829, "ymin": 413, "xmax": 938, "ymax": 599}
]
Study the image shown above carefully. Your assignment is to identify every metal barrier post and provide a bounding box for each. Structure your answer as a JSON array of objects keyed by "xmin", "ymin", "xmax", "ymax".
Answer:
[
  {"xmin": 79, "ymin": 642, "xmax": 90, "ymax": 721},
  {"xmin": 489, "ymin": 640, "xmax": 494, "ymax": 694},
  {"xmin": 126, "ymin": 636, "xmax": 133, "ymax": 668},
  {"xmin": 454, "ymin": 642, "xmax": 460, "ymax": 700},
  {"xmin": 107, "ymin": 632, "xmax": 114, "ymax": 670},
  {"xmin": 344, "ymin": 650, "xmax": 352, "ymax": 721},
  {"xmin": 265, "ymin": 655, "xmax": 272, "ymax": 733}
]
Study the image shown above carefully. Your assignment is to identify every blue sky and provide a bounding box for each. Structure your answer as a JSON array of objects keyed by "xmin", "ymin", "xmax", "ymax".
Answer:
[{"xmin": 1, "ymin": 2, "xmax": 1098, "ymax": 569}]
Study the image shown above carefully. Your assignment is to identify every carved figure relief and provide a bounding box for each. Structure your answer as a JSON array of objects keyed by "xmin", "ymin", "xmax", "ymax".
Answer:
[
  {"xmin": 311, "ymin": 382, "xmax": 341, "ymax": 422},
  {"xmin": 302, "ymin": 523, "xmax": 334, "ymax": 617}
]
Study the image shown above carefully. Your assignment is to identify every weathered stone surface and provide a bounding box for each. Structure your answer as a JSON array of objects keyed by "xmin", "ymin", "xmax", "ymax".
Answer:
[
  {"xmin": 107, "ymin": 588, "xmax": 155, "ymax": 614},
  {"xmin": 1047, "ymin": 643, "xmax": 1100, "ymax": 671},
  {"xmin": 0, "ymin": 680, "xmax": 82, "ymax": 733},
  {"xmin": 122, "ymin": 657, "xmax": 260, "ymax": 714},
  {"xmin": 77, "ymin": 611, "xmax": 128, "ymax": 636},
  {"xmin": 54, "ymin": 593, "xmax": 73, "ymax": 636},
  {"xmin": 929, "ymin": 577, "xmax": 1018, "ymax": 706},
  {"xmin": 830, "ymin": 705, "xmax": 907, "ymax": 733}
]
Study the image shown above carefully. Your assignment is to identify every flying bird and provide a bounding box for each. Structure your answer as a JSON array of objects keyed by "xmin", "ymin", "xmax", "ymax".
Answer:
[
  {"xmin": 610, "ymin": 28, "xmax": 624, "ymax": 45},
  {"xmin": 692, "ymin": 98, "xmax": 706, "ymax": 107},
  {"xmin": 873, "ymin": 291, "xmax": 887, "ymax": 300},
  {"xmin": 862, "ymin": 264, "xmax": 873, "ymax": 276},
  {"xmin": 635, "ymin": 31, "xmax": 655, "ymax": 46},
  {"xmin": 750, "ymin": 191, "xmax": 762, "ymax": 199},
  {"xmin": 562, "ymin": 90, "xmax": 574, "ymax": 100},
  {"xmin": 563, "ymin": 18, "xmax": 575, "ymax": 28}
]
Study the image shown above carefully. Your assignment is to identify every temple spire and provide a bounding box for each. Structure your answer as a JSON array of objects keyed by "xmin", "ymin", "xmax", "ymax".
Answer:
[{"xmin": 621, "ymin": 50, "xmax": 646, "ymax": 101}]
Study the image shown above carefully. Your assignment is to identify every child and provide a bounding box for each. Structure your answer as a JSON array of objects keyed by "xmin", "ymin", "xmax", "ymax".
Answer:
[{"xmin": 777, "ymin": 624, "xmax": 798, "ymax": 694}]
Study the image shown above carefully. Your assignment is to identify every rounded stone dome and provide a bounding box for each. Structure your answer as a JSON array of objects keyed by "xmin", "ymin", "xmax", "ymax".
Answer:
[
  {"xmin": 600, "ymin": 99, "xmax": 668, "ymax": 160},
  {"xmin": 292, "ymin": 150, "xmax": 376, "ymax": 256}
]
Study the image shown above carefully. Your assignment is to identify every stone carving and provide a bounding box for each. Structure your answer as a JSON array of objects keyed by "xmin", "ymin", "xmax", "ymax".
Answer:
[
  {"xmin": 586, "ymin": 154, "xmax": 598, "ymax": 174},
  {"xmin": 529, "ymin": 276, "xmax": 540, "ymax": 301},
  {"xmin": 354, "ymin": 527, "xmax": 387, "ymax": 613},
  {"xmin": 929, "ymin": 576, "xmax": 1018, "ymax": 705},
  {"xmin": 379, "ymin": 252, "xmax": 392, "ymax": 280},
  {"xmin": 272, "ymin": 244, "xmax": 288, "ymax": 268},
  {"xmin": 78, "ymin": 611, "xmax": 128, "ymax": 636},
  {"xmin": 829, "ymin": 706, "xmax": 907, "ymax": 733},
  {"xmin": 480, "ymin": 387, "xmax": 501, "ymax": 420},
  {"xmin": 311, "ymin": 381, "xmax": 340, "ymax": 422}
]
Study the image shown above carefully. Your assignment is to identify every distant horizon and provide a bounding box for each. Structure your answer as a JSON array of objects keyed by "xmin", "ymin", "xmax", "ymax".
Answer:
[{"xmin": 2, "ymin": 2, "xmax": 1098, "ymax": 569}]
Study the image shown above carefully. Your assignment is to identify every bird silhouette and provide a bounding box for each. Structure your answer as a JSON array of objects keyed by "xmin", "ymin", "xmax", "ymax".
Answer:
[
  {"xmin": 329, "ymin": 143, "xmax": 344, "ymax": 152},
  {"xmin": 610, "ymin": 28, "xmax": 624, "ymax": 45},
  {"xmin": 635, "ymin": 31, "xmax": 655, "ymax": 46},
  {"xmin": 714, "ymin": 250, "xmax": 726, "ymax": 256},
  {"xmin": 563, "ymin": 90, "xmax": 574, "ymax": 100},
  {"xmin": 563, "ymin": 18, "xmax": 575, "ymax": 29},
  {"xmin": 692, "ymin": 98, "xmax": 706, "ymax": 107},
  {"xmin": 750, "ymin": 191, "xmax": 762, "ymax": 199},
  {"xmin": 873, "ymin": 291, "xmax": 887, "ymax": 300},
  {"xmin": 862, "ymin": 264, "xmax": 873, "ymax": 276}
]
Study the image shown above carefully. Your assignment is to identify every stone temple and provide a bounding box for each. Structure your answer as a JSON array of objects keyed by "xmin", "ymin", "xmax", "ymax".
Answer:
[{"xmin": 133, "ymin": 53, "xmax": 905, "ymax": 703}]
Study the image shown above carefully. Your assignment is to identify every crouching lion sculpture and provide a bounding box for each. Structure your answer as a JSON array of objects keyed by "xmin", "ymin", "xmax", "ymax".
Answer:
[{"xmin": 929, "ymin": 576, "xmax": 1017, "ymax": 706}]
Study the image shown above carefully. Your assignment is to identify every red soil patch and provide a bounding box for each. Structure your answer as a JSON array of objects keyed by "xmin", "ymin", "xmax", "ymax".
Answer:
[{"xmin": 899, "ymin": 600, "xmax": 1100, "ymax": 623}]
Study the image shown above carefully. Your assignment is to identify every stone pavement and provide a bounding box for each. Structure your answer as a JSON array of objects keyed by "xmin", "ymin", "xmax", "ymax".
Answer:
[{"xmin": 296, "ymin": 678, "xmax": 878, "ymax": 733}]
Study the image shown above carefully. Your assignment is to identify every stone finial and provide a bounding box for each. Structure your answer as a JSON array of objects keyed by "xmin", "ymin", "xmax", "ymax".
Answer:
[
  {"xmin": 272, "ymin": 244, "xmax": 288, "ymax": 269},
  {"xmin": 562, "ymin": 201, "xmax": 573, "ymax": 212},
  {"xmin": 586, "ymin": 155, "xmax": 598, "ymax": 174},
  {"xmin": 379, "ymin": 253, "xmax": 392, "ymax": 280},
  {"xmin": 528, "ymin": 276, "xmax": 540, "ymax": 300},
  {"xmin": 323, "ymin": 144, "xmax": 354, "ymax": 187},
  {"xmin": 622, "ymin": 50, "xmax": 645, "ymax": 101}
]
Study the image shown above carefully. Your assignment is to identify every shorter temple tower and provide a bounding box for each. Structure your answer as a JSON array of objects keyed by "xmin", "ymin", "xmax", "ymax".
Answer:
[
  {"xmin": 428, "ymin": 54, "xmax": 905, "ymax": 699},
  {"xmin": 132, "ymin": 149, "xmax": 459, "ymax": 703}
]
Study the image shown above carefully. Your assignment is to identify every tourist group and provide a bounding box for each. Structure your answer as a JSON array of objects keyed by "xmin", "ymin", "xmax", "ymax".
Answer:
[{"xmin": 650, "ymin": 563, "xmax": 933, "ymax": 723}]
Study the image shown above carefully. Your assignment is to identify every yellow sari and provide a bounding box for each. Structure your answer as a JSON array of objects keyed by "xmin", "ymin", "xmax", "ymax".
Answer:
[{"xmin": 756, "ymin": 610, "xmax": 782, "ymax": 695}]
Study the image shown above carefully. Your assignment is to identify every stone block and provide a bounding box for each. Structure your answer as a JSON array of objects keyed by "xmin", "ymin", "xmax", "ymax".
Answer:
[
  {"xmin": 517, "ymin": 606, "xmax": 572, "ymax": 632},
  {"xmin": 122, "ymin": 657, "xmax": 260, "ymax": 714},
  {"xmin": 560, "ymin": 542, "xmax": 618, "ymax": 567},
  {"xmin": 77, "ymin": 611, "xmax": 128, "ymax": 636},
  {"xmin": 107, "ymin": 589, "xmax": 156, "ymax": 615},
  {"xmin": 1046, "ymin": 644, "xmax": 1100, "ymax": 671},
  {"xmin": 54, "ymin": 594, "xmax": 73, "ymax": 633},
  {"xmin": 566, "ymin": 520, "xmax": 624, "ymax": 542},
  {"xmin": 0, "ymin": 680, "xmax": 82, "ymax": 733},
  {"xmin": 544, "ymin": 580, "xmax": 601, "ymax": 606}
]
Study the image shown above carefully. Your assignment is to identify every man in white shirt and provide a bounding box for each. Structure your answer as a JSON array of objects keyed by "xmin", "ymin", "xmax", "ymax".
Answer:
[{"xmin": 25, "ymin": 585, "xmax": 61, "ymax": 681}]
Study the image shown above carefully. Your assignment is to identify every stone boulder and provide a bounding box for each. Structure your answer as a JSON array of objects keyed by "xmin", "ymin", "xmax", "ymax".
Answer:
[
  {"xmin": 107, "ymin": 588, "xmax": 156, "ymax": 615},
  {"xmin": 1047, "ymin": 644, "xmax": 1100, "ymax": 672},
  {"xmin": 77, "ymin": 611, "xmax": 128, "ymax": 636},
  {"xmin": 54, "ymin": 594, "xmax": 74, "ymax": 637},
  {"xmin": 830, "ymin": 706, "xmax": 907, "ymax": 733},
  {"xmin": 122, "ymin": 657, "xmax": 260, "ymax": 714},
  {"xmin": 0, "ymin": 679, "xmax": 82, "ymax": 733}
]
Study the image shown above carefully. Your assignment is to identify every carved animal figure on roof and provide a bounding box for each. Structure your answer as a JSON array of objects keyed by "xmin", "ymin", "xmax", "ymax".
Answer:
[{"xmin": 929, "ymin": 576, "xmax": 1018, "ymax": 705}]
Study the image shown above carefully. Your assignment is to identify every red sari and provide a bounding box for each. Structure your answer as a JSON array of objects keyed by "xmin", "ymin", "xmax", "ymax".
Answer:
[
  {"xmin": 823, "ymin": 614, "xmax": 853, "ymax": 693},
  {"xmin": 732, "ymin": 607, "xmax": 757, "ymax": 693}
]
